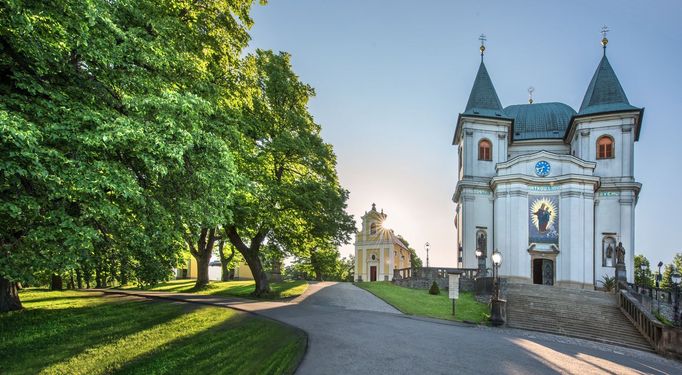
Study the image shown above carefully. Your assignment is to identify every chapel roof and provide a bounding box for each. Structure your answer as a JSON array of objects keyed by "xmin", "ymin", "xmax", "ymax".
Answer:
[{"xmin": 505, "ymin": 102, "xmax": 577, "ymax": 141}]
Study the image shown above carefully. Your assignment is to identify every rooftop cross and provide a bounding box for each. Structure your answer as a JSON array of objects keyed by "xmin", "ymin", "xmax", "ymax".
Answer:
[
  {"xmin": 479, "ymin": 33, "xmax": 487, "ymax": 59},
  {"xmin": 601, "ymin": 25, "xmax": 610, "ymax": 54},
  {"xmin": 528, "ymin": 86, "xmax": 535, "ymax": 104}
]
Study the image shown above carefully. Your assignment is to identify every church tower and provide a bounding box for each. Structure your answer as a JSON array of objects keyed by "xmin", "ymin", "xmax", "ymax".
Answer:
[
  {"xmin": 565, "ymin": 33, "xmax": 643, "ymax": 283},
  {"xmin": 453, "ymin": 37, "xmax": 511, "ymax": 270}
]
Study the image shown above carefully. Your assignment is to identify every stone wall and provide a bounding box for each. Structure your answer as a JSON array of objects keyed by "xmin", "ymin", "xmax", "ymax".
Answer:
[{"xmin": 392, "ymin": 267, "xmax": 475, "ymax": 292}]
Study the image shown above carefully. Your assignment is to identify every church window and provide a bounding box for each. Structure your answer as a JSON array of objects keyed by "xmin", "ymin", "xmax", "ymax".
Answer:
[
  {"xmin": 597, "ymin": 136, "xmax": 614, "ymax": 159},
  {"xmin": 370, "ymin": 223, "xmax": 377, "ymax": 235},
  {"xmin": 478, "ymin": 139, "xmax": 492, "ymax": 161}
]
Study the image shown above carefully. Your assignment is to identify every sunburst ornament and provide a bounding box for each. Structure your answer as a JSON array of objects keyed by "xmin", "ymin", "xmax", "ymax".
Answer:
[{"xmin": 530, "ymin": 197, "xmax": 557, "ymax": 233}]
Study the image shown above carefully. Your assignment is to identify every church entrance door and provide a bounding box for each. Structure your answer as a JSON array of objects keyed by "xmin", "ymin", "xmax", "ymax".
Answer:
[
  {"xmin": 532, "ymin": 259, "xmax": 554, "ymax": 285},
  {"xmin": 370, "ymin": 266, "xmax": 377, "ymax": 281}
]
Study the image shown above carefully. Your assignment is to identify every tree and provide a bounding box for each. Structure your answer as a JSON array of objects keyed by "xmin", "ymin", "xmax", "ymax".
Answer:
[
  {"xmin": 226, "ymin": 50, "xmax": 355, "ymax": 296},
  {"xmin": 396, "ymin": 236, "xmax": 423, "ymax": 269},
  {"xmin": 634, "ymin": 254, "xmax": 654, "ymax": 287},
  {"xmin": 659, "ymin": 253, "xmax": 681, "ymax": 290},
  {"xmin": 0, "ymin": 0, "xmax": 255, "ymax": 310}
]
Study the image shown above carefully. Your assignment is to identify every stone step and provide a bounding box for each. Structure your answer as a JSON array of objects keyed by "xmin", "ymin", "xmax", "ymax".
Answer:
[
  {"xmin": 506, "ymin": 314, "xmax": 645, "ymax": 338},
  {"xmin": 504, "ymin": 283, "xmax": 652, "ymax": 351},
  {"xmin": 506, "ymin": 322, "xmax": 653, "ymax": 352}
]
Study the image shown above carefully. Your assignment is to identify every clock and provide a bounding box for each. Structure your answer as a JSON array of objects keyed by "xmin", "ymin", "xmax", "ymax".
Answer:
[{"xmin": 535, "ymin": 161, "xmax": 551, "ymax": 177}]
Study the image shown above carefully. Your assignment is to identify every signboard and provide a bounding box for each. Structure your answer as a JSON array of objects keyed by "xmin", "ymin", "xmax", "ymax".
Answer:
[{"xmin": 448, "ymin": 273, "xmax": 460, "ymax": 300}]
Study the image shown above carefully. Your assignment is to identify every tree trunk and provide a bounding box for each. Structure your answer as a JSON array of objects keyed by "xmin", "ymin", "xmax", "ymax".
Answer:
[
  {"xmin": 190, "ymin": 227, "xmax": 217, "ymax": 289},
  {"xmin": 217, "ymin": 241, "xmax": 235, "ymax": 282},
  {"xmin": 0, "ymin": 276, "xmax": 22, "ymax": 312},
  {"xmin": 50, "ymin": 274, "xmax": 63, "ymax": 291},
  {"xmin": 76, "ymin": 269, "xmax": 83, "ymax": 289},
  {"xmin": 68, "ymin": 272, "xmax": 75, "ymax": 289},
  {"xmin": 120, "ymin": 257, "xmax": 128, "ymax": 286},
  {"xmin": 225, "ymin": 226, "xmax": 271, "ymax": 297},
  {"xmin": 243, "ymin": 251, "xmax": 271, "ymax": 297}
]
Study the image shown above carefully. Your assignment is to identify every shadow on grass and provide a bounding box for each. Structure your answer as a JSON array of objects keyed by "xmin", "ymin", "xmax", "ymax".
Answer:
[
  {"xmin": 115, "ymin": 314, "xmax": 306, "ymax": 375},
  {"xmin": 0, "ymin": 294, "xmax": 197, "ymax": 374}
]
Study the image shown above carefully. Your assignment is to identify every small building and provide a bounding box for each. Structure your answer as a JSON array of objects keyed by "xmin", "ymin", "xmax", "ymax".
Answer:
[
  {"xmin": 175, "ymin": 258, "xmax": 254, "ymax": 280},
  {"xmin": 354, "ymin": 204, "xmax": 411, "ymax": 282}
]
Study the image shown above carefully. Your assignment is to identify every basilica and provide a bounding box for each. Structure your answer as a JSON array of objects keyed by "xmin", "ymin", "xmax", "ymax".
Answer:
[{"xmin": 453, "ymin": 36, "xmax": 642, "ymax": 289}]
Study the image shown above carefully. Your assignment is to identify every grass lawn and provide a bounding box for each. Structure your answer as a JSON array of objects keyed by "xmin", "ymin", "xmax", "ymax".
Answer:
[
  {"xmin": 121, "ymin": 279, "xmax": 308, "ymax": 300},
  {"xmin": 356, "ymin": 282, "xmax": 489, "ymax": 323},
  {"xmin": 0, "ymin": 290, "xmax": 306, "ymax": 375}
]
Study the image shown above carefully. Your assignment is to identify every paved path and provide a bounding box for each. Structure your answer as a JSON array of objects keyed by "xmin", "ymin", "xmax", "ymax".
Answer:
[{"xmin": 101, "ymin": 284, "xmax": 682, "ymax": 375}]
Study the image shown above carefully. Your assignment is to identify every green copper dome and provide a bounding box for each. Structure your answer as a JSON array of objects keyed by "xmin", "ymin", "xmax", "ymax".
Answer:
[{"xmin": 505, "ymin": 102, "xmax": 577, "ymax": 140}]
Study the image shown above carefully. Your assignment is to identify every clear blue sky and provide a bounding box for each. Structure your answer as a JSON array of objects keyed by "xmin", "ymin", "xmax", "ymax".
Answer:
[{"xmin": 246, "ymin": 0, "xmax": 682, "ymax": 267}]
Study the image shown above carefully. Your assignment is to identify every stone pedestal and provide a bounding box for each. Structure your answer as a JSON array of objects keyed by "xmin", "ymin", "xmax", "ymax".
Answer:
[
  {"xmin": 616, "ymin": 263, "xmax": 627, "ymax": 289},
  {"xmin": 491, "ymin": 298, "xmax": 507, "ymax": 327}
]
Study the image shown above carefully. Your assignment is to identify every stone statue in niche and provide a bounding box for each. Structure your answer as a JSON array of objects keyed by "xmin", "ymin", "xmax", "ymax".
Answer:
[
  {"xmin": 615, "ymin": 242, "xmax": 625, "ymax": 265},
  {"xmin": 477, "ymin": 231, "xmax": 487, "ymax": 257}
]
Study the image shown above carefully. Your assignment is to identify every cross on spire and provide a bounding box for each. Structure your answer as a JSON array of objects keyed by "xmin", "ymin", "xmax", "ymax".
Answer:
[
  {"xmin": 601, "ymin": 25, "xmax": 610, "ymax": 54},
  {"xmin": 479, "ymin": 33, "xmax": 487, "ymax": 59},
  {"xmin": 528, "ymin": 86, "xmax": 535, "ymax": 104}
]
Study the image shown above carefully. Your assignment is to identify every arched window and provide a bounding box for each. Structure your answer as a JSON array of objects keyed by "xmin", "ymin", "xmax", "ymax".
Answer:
[
  {"xmin": 370, "ymin": 223, "xmax": 377, "ymax": 235},
  {"xmin": 597, "ymin": 136, "xmax": 614, "ymax": 159},
  {"xmin": 478, "ymin": 139, "xmax": 492, "ymax": 161}
]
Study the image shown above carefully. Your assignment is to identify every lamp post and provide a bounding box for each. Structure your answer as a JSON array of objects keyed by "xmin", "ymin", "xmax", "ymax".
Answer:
[
  {"xmin": 672, "ymin": 270, "xmax": 681, "ymax": 327},
  {"xmin": 425, "ymin": 242, "xmax": 430, "ymax": 268},
  {"xmin": 490, "ymin": 250, "xmax": 505, "ymax": 326},
  {"xmin": 475, "ymin": 249, "xmax": 484, "ymax": 277},
  {"xmin": 638, "ymin": 261, "xmax": 647, "ymax": 293},
  {"xmin": 656, "ymin": 261, "xmax": 663, "ymax": 313}
]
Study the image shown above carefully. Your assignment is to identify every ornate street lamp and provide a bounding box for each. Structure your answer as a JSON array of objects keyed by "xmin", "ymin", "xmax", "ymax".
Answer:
[
  {"xmin": 425, "ymin": 242, "xmax": 430, "ymax": 268},
  {"xmin": 490, "ymin": 250, "xmax": 505, "ymax": 327},
  {"xmin": 673, "ymin": 270, "xmax": 681, "ymax": 327}
]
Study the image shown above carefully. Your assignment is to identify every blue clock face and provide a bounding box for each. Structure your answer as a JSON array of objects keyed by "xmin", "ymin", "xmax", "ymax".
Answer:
[{"xmin": 535, "ymin": 161, "xmax": 551, "ymax": 177}]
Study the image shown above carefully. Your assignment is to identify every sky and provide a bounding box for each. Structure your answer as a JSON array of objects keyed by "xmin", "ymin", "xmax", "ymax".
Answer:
[{"xmin": 245, "ymin": 0, "xmax": 682, "ymax": 267}]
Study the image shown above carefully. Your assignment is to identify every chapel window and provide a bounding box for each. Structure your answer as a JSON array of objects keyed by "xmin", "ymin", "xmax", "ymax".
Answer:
[
  {"xmin": 597, "ymin": 136, "xmax": 614, "ymax": 159},
  {"xmin": 370, "ymin": 223, "xmax": 377, "ymax": 235},
  {"xmin": 478, "ymin": 139, "xmax": 492, "ymax": 161}
]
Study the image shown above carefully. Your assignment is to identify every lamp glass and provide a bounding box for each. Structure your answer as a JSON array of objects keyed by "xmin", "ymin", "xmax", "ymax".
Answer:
[
  {"xmin": 640, "ymin": 263, "xmax": 647, "ymax": 271},
  {"xmin": 673, "ymin": 272, "xmax": 681, "ymax": 285},
  {"xmin": 475, "ymin": 249, "xmax": 482, "ymax": 258},
  {"xmin": 492, "ymin": 251, "xmax": 502, "ymax": 265}
]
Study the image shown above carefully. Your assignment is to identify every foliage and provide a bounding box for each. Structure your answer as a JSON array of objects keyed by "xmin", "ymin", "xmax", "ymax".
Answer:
[
  {"xmin": 225, "ymin": 50, "xmax": 355, "ymax": 296},
  {"xmin": 660, "ymin": 253, "xmax": 682, "ymax": 289},
  {"xmin": 634, "ymin": 254, "xmax": 654, "ymax": 287},
  {"xmin": 288, "ymin": 251, "xmax": 354, "ymax": 281},
  {"xmin": 601, "ymin": 275, "xmax": 616, "ymax": 292},
  {"xmin": 396, "ymin": 236, "xmax": 422, "ymax": 269},
  {"xmin": 0, "ymin": 0, "xmax": 258, "ymax": 306},
  {"xmin": 123, "ymin": 279, "xmax": 309, "ymax": 300},
  {"xmin": 356, "ymin": 282, "xmax": 488, "ymax": 323},
  {"xmin": 428, "ymin": 281, "xmax": 440, "ymax": 295},
  {"xmin": 0, "ymin": 290, "xmax": 305, "ymax": 374},
  {"xmin": 654, "ymin": 310, "xmax": 673, "ymax": 327}
]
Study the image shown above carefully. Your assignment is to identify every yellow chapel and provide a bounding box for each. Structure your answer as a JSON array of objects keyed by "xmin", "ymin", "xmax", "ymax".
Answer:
[{"xmin": 354, "ymin": 204, "xmax": 411, "ymax": 282}]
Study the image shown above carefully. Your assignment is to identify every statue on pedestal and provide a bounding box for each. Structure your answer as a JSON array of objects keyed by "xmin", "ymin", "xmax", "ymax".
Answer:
[{"xmin": 615, "ymin": 242, "xmax": 625, "ymax": 265}]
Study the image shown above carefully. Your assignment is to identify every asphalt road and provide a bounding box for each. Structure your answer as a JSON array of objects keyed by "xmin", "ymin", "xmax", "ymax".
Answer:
[{"xmin": 103, "ymin": 283, "xmax": 682, "ymax": 375}]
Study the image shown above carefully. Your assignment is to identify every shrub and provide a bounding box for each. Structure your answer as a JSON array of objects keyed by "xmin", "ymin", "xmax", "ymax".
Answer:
[
  {"xmin": 428, "ymin": 281, "xmax": 440, "ymax": 295},
  {"xmin": 602, "ymin": 275, "xmax": 616, "ymax": 292}
]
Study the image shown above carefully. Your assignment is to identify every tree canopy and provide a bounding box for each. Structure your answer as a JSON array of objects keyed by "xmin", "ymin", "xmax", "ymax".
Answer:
[{"xmin": 1, "ymin": 0, "xmax": 353, "ymax": 310}]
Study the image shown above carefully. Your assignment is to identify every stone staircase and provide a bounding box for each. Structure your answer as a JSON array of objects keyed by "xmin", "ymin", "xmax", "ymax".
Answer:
[{"xmin": 504, "ymin": 283, "xmax": 653, "ymax": 352}]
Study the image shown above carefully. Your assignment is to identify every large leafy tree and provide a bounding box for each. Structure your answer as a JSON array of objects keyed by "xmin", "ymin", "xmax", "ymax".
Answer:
[
  {"xmin": 0, "ymin": 0, "xmax": 254, "ymax": 310},
  {"xmin": 634, "ymin": 254, "xmax": 654, "ymax": 287},
  {"xmin": 226, "ymin": 50, "xmax": 355, "ymax": 296}
]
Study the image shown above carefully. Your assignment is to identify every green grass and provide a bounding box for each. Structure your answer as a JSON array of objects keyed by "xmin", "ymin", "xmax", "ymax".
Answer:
[
  {"xmin": 0, "ymin": 290, "xmax": 306, "ymax": 375},
  {"xmin": 356, "ymin": 282, "xmax": 489, "ymax": 323},
  {"xmin": 121, "ymin": 279, "xmax": 308, "ymax": 300}
]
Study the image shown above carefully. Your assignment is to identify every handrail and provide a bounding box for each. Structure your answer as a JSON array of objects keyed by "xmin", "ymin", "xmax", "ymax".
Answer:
[
  {"xmin": 618, "ymin": 289, "xmax": 663, "ymax": 349},
  {"xmin": 393, "ymin": 267, "xmax": 478, "ymax": 280}
]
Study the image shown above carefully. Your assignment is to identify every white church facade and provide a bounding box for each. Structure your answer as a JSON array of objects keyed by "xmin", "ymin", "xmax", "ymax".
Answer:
[{"xmin": 453, "ymin": 37, "xmax": 642, "ymax": 289}]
